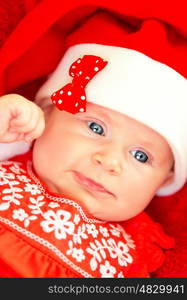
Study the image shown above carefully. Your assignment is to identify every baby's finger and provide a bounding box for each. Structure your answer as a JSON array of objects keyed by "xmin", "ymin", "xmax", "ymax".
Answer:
[
  {"xmin": 0, "ymin": 132, "xmax": 21, "ymax": 143},
  {"xmin": 24, "ymin": 114, "xmax": 45, "ymax": 143},
  {"xmin": 9, "ymin": 105, "xmax": 32, "ymax": 128},
  {"xmin": 16, "ymin": 133, "xmax": 26, "ymax": 141},
  {"xmin": 9, "ymin": 109, "xmax": 40, "ymax": 133},
  {"xmin": 0, "ymin": 113, "xmax": 9, "ymax": 137}
]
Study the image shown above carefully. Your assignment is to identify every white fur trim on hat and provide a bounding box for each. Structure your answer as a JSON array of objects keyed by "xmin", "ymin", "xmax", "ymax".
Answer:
[
  {"xmin": 36, "ymin": 43, "xmax": 187, "ymax": 196},
  {"xmin": 0, "ymin": 141, "xmax": 31, "ymax": 161}
]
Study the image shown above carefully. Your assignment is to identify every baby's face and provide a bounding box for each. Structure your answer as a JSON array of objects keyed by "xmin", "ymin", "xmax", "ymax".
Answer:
[{"xmin": 33, "ymin": 102, "xmax": 174, "ymax": 221}]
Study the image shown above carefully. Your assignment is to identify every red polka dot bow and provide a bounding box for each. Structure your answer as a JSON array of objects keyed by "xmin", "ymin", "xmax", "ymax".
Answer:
[{"xmin": 51, "ymin": 55, "xmax": 108, "ymax": 114}]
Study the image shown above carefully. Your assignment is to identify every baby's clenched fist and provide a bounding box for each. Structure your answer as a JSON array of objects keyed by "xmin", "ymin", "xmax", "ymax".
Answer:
[{"xmin": 0, "ymin": 94, "xmax": 45, "ymax": 143}]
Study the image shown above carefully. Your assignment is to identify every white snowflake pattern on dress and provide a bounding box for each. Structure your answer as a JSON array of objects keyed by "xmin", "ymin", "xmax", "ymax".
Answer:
[
  {"xmin": 28, "ymin": 195, "xmax": 45, "ymax": 214},
  {"xmin": 107, "ymin": 238, "xmax": 133, "ymax": 266},
  {"xmin": 117, "ymin": 271, "xmax": 125, "ymax": 278},
  {"xmin": 99, "ymin": 225, "xmax": 109, "ymax": 237},
  {"xmin": 99, "ymin": 260, "xmax": 116, "ymax": 278},
  {"xmin": 16, "ymin": 175, "xmax": 31, "ymax": 183},
  {"xmin": 0, "ymin": 167, "xmax": 15, "ymax": 183},
  {"xmin": 12, "ymin": 208, "xmax": 37, "ymax": 227},
  {"xmin": 86, "ymin": 224, "xmax": 99, "ymax": 238},
  {"xmin": 73, "ymin": 223, "xmax": 88, "ymax": 244},
  {"xmin": 24, "ymin": 183, "xmax": 41, "ymax": 195},
  {"xmin": 66, "ymin": 241, "xmax": 86, "ymax": 262},
  {"xmin": 13, "ymin": 208, "xmax": 28, "ymax": 221},
  {"xmin": 9, "ymin": 164, "xmax": 26, "ymax": 175},
  {"xmin": 120, "ymin": 226, "xmax": 136, "ymax": 249},
  {"xmin": 40, "ymin": 209, "xmax": 75, "ymax": 239},
  {"xmin": 109, "ymin": 224, "xmax": 121, "ymax": 237},
  {"xmin": 48, "ymin": 202, "xmax": 60, "ymax": 209},
  {"xmin": 73, "ymin": 214, "xmax": 80, "ymax": 224}
]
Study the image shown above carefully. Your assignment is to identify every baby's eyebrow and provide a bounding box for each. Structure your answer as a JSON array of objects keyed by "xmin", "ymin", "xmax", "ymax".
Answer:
[
  {"xmin": 136, "ymin": 139, "xmax": 160, "ymax": 157},
  {"xmin": 86, "ymin": 106, "xmax": 112, "ymax": 123},
  {"xmin": 137, "ymin": 139, "xmax": 155, "ymax": 148}
]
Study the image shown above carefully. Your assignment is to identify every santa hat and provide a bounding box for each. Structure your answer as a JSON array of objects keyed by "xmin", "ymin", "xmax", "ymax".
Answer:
[{"xmin": 35, "ymin": 12, "xmax": 187, "ymax": 196}]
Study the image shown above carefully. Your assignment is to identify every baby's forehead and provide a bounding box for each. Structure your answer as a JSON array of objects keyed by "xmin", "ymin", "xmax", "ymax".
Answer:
[{"xmin": 85, "ymin": 102, "xmax": 125, "ymax": 126}]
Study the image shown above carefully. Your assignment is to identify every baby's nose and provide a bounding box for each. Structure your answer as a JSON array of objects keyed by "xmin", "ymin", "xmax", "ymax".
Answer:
[{"xmin": 92, "ymin": 150, "xmax": 122, "ymax": 175}]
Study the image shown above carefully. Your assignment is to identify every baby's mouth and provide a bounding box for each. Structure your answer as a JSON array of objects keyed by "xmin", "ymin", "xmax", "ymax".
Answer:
[{"xmin": 72, "ymin": 171, "xmax": 114, "ymax": 196}]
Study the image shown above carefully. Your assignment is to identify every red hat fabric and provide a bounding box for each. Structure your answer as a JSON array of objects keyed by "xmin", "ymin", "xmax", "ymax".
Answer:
[
  {"xmin": 65, "ymin": 11, "xmax": 187, "ymax": 78},
  {"xmin": 0, "ymin": 0, "xmax": 186, "ymax": 95}
]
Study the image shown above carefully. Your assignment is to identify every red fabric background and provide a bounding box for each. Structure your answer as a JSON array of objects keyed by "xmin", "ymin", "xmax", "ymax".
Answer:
[{"xmin": 0, "ymin": 0, "xmax": 186, "ymax": 277}]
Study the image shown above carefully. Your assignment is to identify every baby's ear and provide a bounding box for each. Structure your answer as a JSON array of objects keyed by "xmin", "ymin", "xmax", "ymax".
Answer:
[{"xmin": 160, "ymin": 170, "xmax": 174, "ymax": 188}]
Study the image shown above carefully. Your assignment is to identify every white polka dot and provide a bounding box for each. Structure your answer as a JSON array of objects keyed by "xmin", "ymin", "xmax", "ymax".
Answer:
[
  {"xmin": 80, "ymin": 96, "xmax": 86, "ymax": 100},
  {"xmin": 85, "ymin": 76, "xmax": 90, "ymax": 80},
  {"xmin": 96, "ymin": 60, "xmax": 99, "ymax": 63},
  {"xmin": 71, "ymin": 72, "xmax": 74, "ymax": 76},
  {"xmin": 77, "ymin": 59, "xmax": 81, "ymax": 63},
  {"xmin": 58, "ymin": 100, "xmax": 63, "ymax": 104},
  {"xmin": 79, "ymin": 71, "xmax": 82, "ymax": 75},
  {"xmin": 67, "ymin": 91, "xmax": 72, "ymax": 96},
  {"xmin": 53, "ymin": 100, "xmax": 56, "ymax": 104},
  {"xmin": 60, "ymin": 90, "xmax": 64, "ymax": 94},
  {"xmin": 72, "ymin": 65, "xmax": 76, "ymax": 69},
  {"xmin": 79, "ymin": 108, "xmax": 84, "ymax": 112},
  {"xmin": 53, "ymin": 92, "xmax": 56, "ymax": 96},
  {"xmin": 94, "ymin": 67, "xmax": 99, "ymax": 71},
  {"xmin": 75, "ymin": 102, "xmax": 79, "ymax": 107}
]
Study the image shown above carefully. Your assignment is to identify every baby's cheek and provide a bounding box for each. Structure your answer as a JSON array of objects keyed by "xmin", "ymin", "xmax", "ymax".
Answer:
[{"xmin": 118, "ymin": 182, "xmax": 154, "ymax": 210}]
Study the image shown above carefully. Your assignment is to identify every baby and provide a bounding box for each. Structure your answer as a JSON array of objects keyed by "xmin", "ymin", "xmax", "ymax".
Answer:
[
  {"xmin": 1, "ymin": 41, "xmax": 186, "ymax": 278},
  {"xmin": 0, "ymin": 93, "xmax": 174, "ymax": 222}
]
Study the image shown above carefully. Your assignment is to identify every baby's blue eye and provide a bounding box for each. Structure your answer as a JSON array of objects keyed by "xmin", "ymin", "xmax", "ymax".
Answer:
[
  {"xmin": 131, "ymin": 150, "xmax": 149, "ymax": 163},
  {"xmin": 88, "ymin": 122, "xmax": 105, "ymax": 135}
]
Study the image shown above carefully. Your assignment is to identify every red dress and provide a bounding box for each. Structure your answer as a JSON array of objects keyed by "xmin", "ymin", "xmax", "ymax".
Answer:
[{"xmin": 0, "ymin": 153, "xmax": 174, "ymax": 278}]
